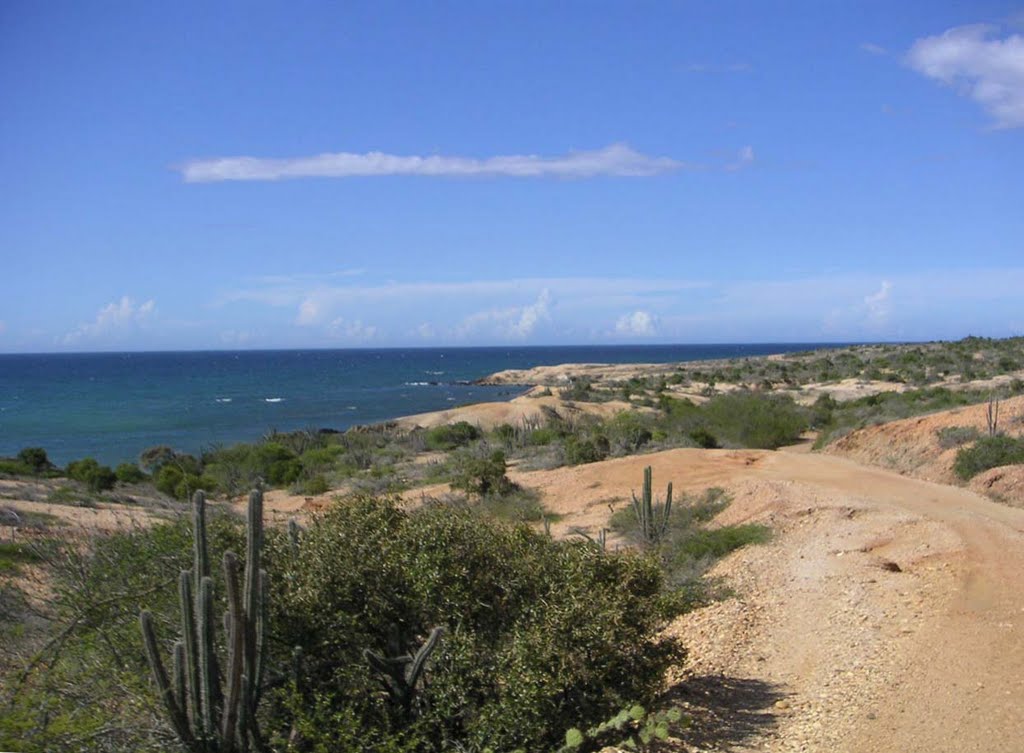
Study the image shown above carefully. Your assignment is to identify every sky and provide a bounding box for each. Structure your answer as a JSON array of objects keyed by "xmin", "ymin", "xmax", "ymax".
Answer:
[{"xmin": 1, "ymin": 1, "xmax": 1022, "ymax": 352}]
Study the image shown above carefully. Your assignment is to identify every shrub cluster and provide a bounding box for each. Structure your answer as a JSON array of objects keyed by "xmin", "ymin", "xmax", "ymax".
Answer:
[
  {"xmin": 268, "ymin": 496, "xmax": 684, "ymax": 752},
  {"xmin": 953, "ymin": 435, "xmax": 1024, "ymax": 480}
]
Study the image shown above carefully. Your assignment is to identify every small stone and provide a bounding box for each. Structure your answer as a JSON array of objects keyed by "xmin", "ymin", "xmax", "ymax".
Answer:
[{"xmin": 775, "ymin": 700, "xmax": 790, "ymax": 710}]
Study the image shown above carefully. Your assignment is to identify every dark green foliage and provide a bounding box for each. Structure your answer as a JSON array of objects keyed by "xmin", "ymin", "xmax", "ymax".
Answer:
[
  {"xmin": 701, "ymin": 392, "xmax": 808, "ymax": 449},
  {"xmin": 364, "ymin": 626, "xmax": 446, "ymax": 719},
  {"xmin": 672, "ymin": 524, "xmax": 771, "ymax": 561},
  {"xmin": 270, "ymin": 496, "xmax": 683, "ymax": 752},
  {"xmin": 563, "ymin": 435, "xmax": 610, "ymax": 465},
  {"xmin": 605, "ymin": 412, "xmax": 653, "ymax": 455},
  {"xmin": 115, "ymin": 462, "xmax": 148, "ymax": 484},
  {"xmin": 447, "ymin": 448, "xmax": 514, "ymax": 496},
  {"xmin": 17, "ymin": 447, "xmax": 54, "ymax": 475},
  {"xmin": 953, "ymin": 435, "xmax": 1024, "ymax": 480},
  {"xmin": 66, "ymin": 457, "xmax": 118, "ymax": 492},
  {"xmin": 140, "ymin": 445, "xmax": 179, "ymax": 473},
  {"xmin": 424, "ymin": 421, "xmax": 481, "ymax": 451}
]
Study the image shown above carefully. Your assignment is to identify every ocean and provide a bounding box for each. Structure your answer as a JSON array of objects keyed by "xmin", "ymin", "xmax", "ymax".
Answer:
[{"xmin": 0, "ymin": 344, "xmax": 836, "ymax": 466}]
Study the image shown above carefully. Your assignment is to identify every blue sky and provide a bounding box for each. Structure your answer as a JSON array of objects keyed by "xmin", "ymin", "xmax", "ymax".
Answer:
[{"xmin": 1, "ymin": 1, "xmax": 1022, "ymax": 352}]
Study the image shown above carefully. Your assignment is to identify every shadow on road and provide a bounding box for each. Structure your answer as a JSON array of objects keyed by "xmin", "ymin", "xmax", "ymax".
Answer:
[{"xmin": 664, "ymin": 673, "xmax": 785, "ymax": 749}]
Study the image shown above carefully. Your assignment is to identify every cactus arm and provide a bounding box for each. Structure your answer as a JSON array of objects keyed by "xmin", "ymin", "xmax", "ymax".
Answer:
[
  {"xmin": 243, "ymin": 491, "xmax": 263, "ymax": 713},
  {"xmin": 193, "ymin": 491, "xmax": 209, "ymax": 581},
  {"xmin": 220, "ymin": 552, "xmax": 245, "ymax": 752},
  {"xmin": 178, "ymin": 570, "xmax": 203, "ymax": 729},
  {"xmin": 172, "ymin": 640, "xmax": 188, "ymax": 728},
  {"xmin": 661, "ymin": 482, "xmax": 674, "ymax": 538},
  {"xmin": 253, "ymin": 569, "xmax": 269, "ymax": 705},
  {"xmin": 141, "ymin": 610, "xmax": 196, "ymax": 749},
  {"xmin": 198, "ymin": 575, "xmax": 219, "ymax": 739},
  {"xmin": 406, "ymin": 626, "xmax": 445, "ymax": 691}
]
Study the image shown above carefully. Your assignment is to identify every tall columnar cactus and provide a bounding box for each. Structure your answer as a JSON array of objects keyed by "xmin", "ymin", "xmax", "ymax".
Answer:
[
  {"xmin": 630, "ymin": 466, "xmax": 673, "ymax": 546},
  {"xmin": 140, "ymin": 490, "xmax": 268, "ymax": 753},
  {"xmin": 987, "ymin": 396, "xmax": 1001, "ymax": 437}
]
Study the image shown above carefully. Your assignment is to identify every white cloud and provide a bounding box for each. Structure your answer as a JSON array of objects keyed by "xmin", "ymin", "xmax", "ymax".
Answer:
[
  {"xmin": 455, "ymin": 290, "xmax": 554, "ymax": 340},
  {"xmin": 179, "ymin": 143, "xmax": 682, "ymax": 182},
  {"xmin": 906, "ymin": 24, "xmax": 1024, "ymax": 128},
  {"xmin": 864, "ymin": 280, "xmax": 893, "ymax": 325},
  {"xmin": 64, "ymin": 296, "xmax": 156, "ymax": 343},
  {"xmin": 327, "ymin": 317, "xmax": 377, "ymax": 342},
  {"xmin": 508, "ymin": 289, "xmax": 552, "ymax": 337},
  {"xmin": 726, "ymin": 145, "xmax": 755, "ymax": 171},
  {"xmin": 296, "ymin": 298, "xmax": 323, "ymax": 325},
  {"xmin": 413, "ymin": 323, "xmax": 435, "ymax": 339},
  {"xmin": 860, "ymin": 42, "xmax": 888, "ymax": 56},
  {"xmin": 615, "ymin": 310, "xmax": 658, "ymax": 337}
]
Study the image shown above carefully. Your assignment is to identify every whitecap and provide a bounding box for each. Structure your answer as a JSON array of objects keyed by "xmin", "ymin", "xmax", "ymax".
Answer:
[
  {"xmin": 215, "ymin": 397, "xmax": 233, "ymax": 403},
  {"xmin": 264, "ymin": 397, "xmax": 284, "ymax": 403}
]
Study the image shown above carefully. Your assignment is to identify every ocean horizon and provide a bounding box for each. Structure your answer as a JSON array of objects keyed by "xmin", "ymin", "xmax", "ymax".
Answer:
[{"xmin": 1, "ymin": 343, "xmax": 850, "ymax": 466}]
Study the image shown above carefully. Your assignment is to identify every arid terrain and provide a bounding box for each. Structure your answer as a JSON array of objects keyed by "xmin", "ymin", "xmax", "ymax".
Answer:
[
  {"xmin": 5, "ymin": 400, "xmax": 1024, "ymax": 751},
  {"xmin": 4, "ymin": 344, "xmax": 1024, "ymax": 751}
]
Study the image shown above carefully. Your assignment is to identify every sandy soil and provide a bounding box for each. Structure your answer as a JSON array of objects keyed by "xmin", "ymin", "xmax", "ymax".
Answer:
[
  {"xmin": 7, "ymin": 391, "xmax": 1024, "ymax": 750},
  {"xmin": 490, "ymin": 448, "xmax": 1024, "ymax": 752},
  {"xmin": 394, "ymin": 385, "xmax": 641, "ymax": 431},
  {"xmin": 826, "ymin": 395, "xmax": 1024, "ymax": 505}
]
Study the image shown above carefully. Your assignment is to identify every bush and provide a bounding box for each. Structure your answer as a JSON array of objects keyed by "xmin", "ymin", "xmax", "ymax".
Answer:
[
  {"xmin": 424, "ymin": 421, "xmax": 481, "ymax": 451},
  {"xmin": 114, "ymin": 462, "xmax": 147, "ymax": 484},
  {"xmin": 606, "ymin": 412, "xmax": 653, "ymax": 454},
  {"xmin": 447, "ymin": 448, "xmax": 514, "ymax": 497},
  {"xmin": 953, "ymin": 435, "xmax": 1024, "ymax": 480},
  {"xmin": 563, "ymin": 435, "xmax": 610, "ymax": 465},
  {"xmin": 270, "ymin": 497, "xmax": 683, "ymax": 752},
  {"xmin": 65, "ymin": 458, "xmax": 117, "ymax": 492},
  {"xmin": 703, "ymin": 392, "xmax": 808, "ymax": 449},
  {"xmin": 17, "ymin": 447, "xmax": 53, "ymax": 475}
]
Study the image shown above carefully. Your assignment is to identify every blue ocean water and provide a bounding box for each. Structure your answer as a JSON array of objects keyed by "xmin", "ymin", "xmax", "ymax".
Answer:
[{"xmin": 0, "ymin": 344, "xmax": 835, "ymax": 466}]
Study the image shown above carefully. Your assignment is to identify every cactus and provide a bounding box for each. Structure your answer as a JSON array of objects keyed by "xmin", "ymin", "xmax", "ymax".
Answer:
[
  {"xmin": 139, "ymin": 489, "xmax": 268, "ymax": 753},
  {"xmin": 364, "ymin": 626, "xmax": 445, "ymax": 717},
  {"xmin": 630, "ymin": 466, "xmax": 673, "ymax": 546},
  {"xmin": 987, "ymin": 396, "xmax": 1001, "ymax": 437}
]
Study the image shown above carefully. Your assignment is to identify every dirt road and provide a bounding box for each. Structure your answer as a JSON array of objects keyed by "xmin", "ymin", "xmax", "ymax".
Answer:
[{"xmin": 507, "ymin": 449, "xmax": 1024, "ymax": 752}]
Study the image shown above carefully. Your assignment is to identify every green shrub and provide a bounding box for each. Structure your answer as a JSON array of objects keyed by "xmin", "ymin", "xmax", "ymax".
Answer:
[
  {"xmin": 702, "ymin": 392, "xmax": 808, "ymax": 449},
  {"xmin": 672, "ymin": 524, "xmax": 771, "ymax": 561},
  {"xmin": 301, "ymin": 474, "xmax": 330, "ymax": 495},
  {"xmin": 528, "ymin": 427, "xmax": 558, "ymax": 446},
  {"xmin": 953, "ymin": 435, "xmax": 1024, "ymax": 480},
  {"xmin": 270, "ymin": 496, "xmax": 683, "ymax": 752},
  {"xmin": 606, "ymin": 412, "xmax": 653, "ymax": 454},
  {"xmin": 447, "ymin": 448, "xmax": 514, "ymax": 496},
  {"xmin": 563, "ymin": 435, "xmax": 610, "ymax": 465},
  {"xmin": 424, "ymin": 421, "xmax": 481, "ymax": 451},
  {"xmin": 17, "ymin": 447, "xmax": 53, "ymax": 475},
  {"xmin": 114, "ymin": 462, "xmax": 147, "ymax": 484},
  {"xmin": 65, "ymin": 457, "xmax": 117, "ymax": 492}
]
